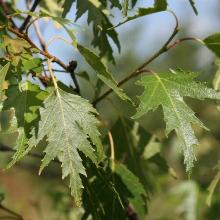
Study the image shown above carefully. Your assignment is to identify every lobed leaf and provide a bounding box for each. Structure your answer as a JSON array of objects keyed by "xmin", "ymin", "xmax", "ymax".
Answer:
[
  {"xmin": 133, "ymin": 70, "xmax": 220, "ymax": 172},
  {"xmin": 23, "ymin": 89, "xmax": 103, "ymax": 205},
  {"xmin": 67, "ymin": 0, "xmax": 120, "ymax": 63}
]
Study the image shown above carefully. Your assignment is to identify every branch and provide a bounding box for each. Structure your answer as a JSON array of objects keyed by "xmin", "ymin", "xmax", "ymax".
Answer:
[
  {"xmin": 19, "ymin": 0, "xmax": 41, "ymax": 32},
  {"xmin": 0, "ymin": 203, "xmax": 23, "ymax": 220},
  {"xmin": 7, "ymin": 26, "xmax": 80, "ymax": 93},
  {"xmin": 166, "ymin": 37, "xmax": 204, "ymax": 50},
  {"xmin": 0, "ymin": 144, "xmax": 60, "ymax": 164},
  {"xmin": 93, "ymin": 10, "xmax": 179, "ymax": 105}
]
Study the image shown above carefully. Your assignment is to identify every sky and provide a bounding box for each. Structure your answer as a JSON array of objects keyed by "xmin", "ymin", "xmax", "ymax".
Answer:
[{"xmin": 16, "ymin": 0, "xmax": 220, "ymax": 85}]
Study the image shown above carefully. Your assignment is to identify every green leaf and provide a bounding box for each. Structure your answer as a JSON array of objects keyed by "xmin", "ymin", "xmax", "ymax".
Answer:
[
  {"xmin": 188, "ymin": 0, "xmax": 198, "ymax": 15},
  {"xmin": 204, "ymin": 33, "xmax": 220, "ymax": 57},
  {"xmin": 24, "ymin": 89, "xmax": 103, "ymax": 205},
  {"xmin": 1, "ymin": 36, "xmax": 31, "ymax": 67},
  {"xmin": 131, "ymin": 0, "xmax": 138, "ymax": 7},
  {"xmin": 77, "ymin": 44, "xmax": 132, "ymax": 103},
  {"xmin": 82, "ymin": 161, "xmax": 147, "ymax": 219},
  {"xmin": 110, "ymin": 118, "xmax": 151, "ymax": 172},
  {"xmin": 62, "ymin": 0, "xmax": 73, "ymax": 17},
  {"xmin": 110, "ymin": 117, "xmax": 168, "ymax": 194},
  {"xmin": 0, "ymin": 63, "xmax": 10, "ymax": 99},
  {"xmin": 113, "ymin": 0, "xmax": 167, "ymax": 28},
  {"xmin": 71, "ymin": 0, "xmax": 120, "ymax": 62},
  {"xmin": 206, "ymin": 162, "xmax": 220, "ymax": 206},
  {"xmin": 109, "ymin": 0, "xmax": 122, "ymax": 9},
  {"xmin": 3, "ymin": 81, "xmax": 47, "ymax": 135},
  {"xmin": 40, "ymin": 0, "xmax": 64, "ymax": 17},
  {"xmin": 115, "ymin": 163, "xmax": 147, "ymax": 219},
  {"xmin": 21, "ymin": 57, "xmax": 43, "ymax": 74},
  {"xmin": 133, "ymin": 70, "xmax": 220, "ymax": 172}
]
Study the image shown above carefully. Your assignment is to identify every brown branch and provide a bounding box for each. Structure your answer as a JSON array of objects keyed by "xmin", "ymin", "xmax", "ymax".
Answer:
[
  {"xmin": 0, "ymin": 144, "xmax": 60, "ymax": 164},
  {"xmin": 92, "ymin": 10, "xmax": 179, "ymax": 106},
  {"xmin": 0, "ymin": 203, "xmax": 23, "ymax": 220},
  {"xmin": 7, "ymin": 26, "xmax": 80, "ymax": 92},
  {"xmin": 19, "ymin": 0, "xmax": 41, "ymax": 32},
  {"xmin": 166, "ymin": 37, "xmax": 204, "ymax": 50}
]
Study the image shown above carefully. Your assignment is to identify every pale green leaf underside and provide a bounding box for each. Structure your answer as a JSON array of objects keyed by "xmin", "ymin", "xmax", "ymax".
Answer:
[
  {"xmin": 21, "ymin": 89, "xmax": 103, "ymax": 205},
  {"xmin": 133, "ymin": 71, "xmax": 220, "ymax": 172}
]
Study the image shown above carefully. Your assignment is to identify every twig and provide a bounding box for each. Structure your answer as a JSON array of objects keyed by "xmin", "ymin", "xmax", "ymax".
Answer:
[
  {"xmin": 0, "ymin": 144, "xmax": 60, "ymax": 164},
  {"xmin": 166, "ymin": 37, "xmax": 204, "ymax": 50},
  {"xmin": 7, "ymin": 26, "xmax": 80, "ymax": 92},
  {"xmin": 19, "ymin": 0, "xmax": 41, "ymax": 32},
  {"xmin": 0, "ymin": 203, "xmax": 23, "ymax": 220},
  {"xmin": 8, "ymin": 26, "xmax": 67, "ymax": 69},
  {"xmin": 93, "ymin": 10, "xmax": 179, "ymax": 105}
]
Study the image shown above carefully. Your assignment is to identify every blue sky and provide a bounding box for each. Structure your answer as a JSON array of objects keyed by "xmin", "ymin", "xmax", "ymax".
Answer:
[{"xmin": 17, "ymin": 0, "xmax": 220, "ymax": 85}]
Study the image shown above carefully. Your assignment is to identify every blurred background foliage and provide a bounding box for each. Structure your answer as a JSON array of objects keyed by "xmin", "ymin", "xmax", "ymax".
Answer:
[{"xmin": 1, "ymin": 0, "xmax": 220, "ymax": 219}]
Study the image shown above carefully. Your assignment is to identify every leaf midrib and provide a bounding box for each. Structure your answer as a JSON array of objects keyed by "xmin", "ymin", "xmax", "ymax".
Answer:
[
  {"xmin": 56, "ymin": 89, "xmax": 76, "ymax": 178},
  {"xmin": 153, "ymin": 73, "xmax": 184, "ymax": 132}
]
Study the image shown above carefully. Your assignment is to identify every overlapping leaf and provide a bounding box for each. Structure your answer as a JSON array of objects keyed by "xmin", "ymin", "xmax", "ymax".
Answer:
[
  {"xmin": 82, "ymin": 162, "xmax": 147, "ymax": 220},
  {"xmin": 133, "ymin": 70, "xmax": 220, "ymax": 172},
  {"xmin": 3, "ymin": 81, "xmax": 47, "ymax": 135},
  {"xmin": 63, "ymin": 0, "xmax": 120, "ymax": 62},
  {"xmin": 110, "ymin": 118, "xmax": 169, "ymax": 194},
  {"xmin": 77, "ymin": 44, "xmax": 132, "ymax": 103},
  {"xmin": 22, "ymin": 89, "xmax": 103, "ymax": 205}
]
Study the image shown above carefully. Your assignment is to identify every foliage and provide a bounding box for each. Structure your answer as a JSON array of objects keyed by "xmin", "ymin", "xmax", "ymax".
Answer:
[{"xmin": 0, "ymin": 0, "xmax": 220, "ymax": 219}]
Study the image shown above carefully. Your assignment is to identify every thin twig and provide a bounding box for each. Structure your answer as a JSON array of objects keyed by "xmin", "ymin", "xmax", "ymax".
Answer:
[
  {"xmin": 0, "ymin": 144, "xmax": 60, "ymax": 164},
  {"xmin": 0, "ymin": 203, "xmax": 23, "ymax": 220},
  {"xmin": 19, "ymin": 0, "xmax": 41, "ymax": 32},
  {"xmin": 8, "ymin": 24, "xmax": 80, "ymax": 92},
  {"xmin": 166, "ymin": 37, "xmax": 204, "ymax": 50},
  {"xmin": 8, "ymin": 26, "xmax": 67, "ymax": 69},
  {"xmin": 92, "ymin": 10, "xmax": 179, "ymax": 105}
]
